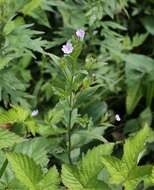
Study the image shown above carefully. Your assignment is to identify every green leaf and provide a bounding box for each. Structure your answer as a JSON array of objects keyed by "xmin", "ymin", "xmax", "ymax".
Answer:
[
  {"xmin": 71, "ymin": 127, "xmax": 108, "ymax": 148},
  {"xmin": 6, "ymin": 152, "xmax": 43, "ymax": 190},
  {"xmin": 0, "ymin": 106, "xmax": 29, "ymax": 125},
  {"xmin": 126, "ymin": 83, "xmax": 142, "ymax": 115},
  {"xmin": 102, "ymin": 156, "xmax": 127, "ymax": 184},
  {"xmin": 150, "ymin": 166, "xmax": 154, "ymax": 184},
  {"xmin": 102, "ymin": 125, "xmax": 152, "ymax": 189},
  {"xmin": 14, "ymin": 137, "xmax": 49, "ymax": 167},
  {"xmin": 0, "ymin": 69, "xmax": 32, "ymax": 107},
  {"xmin": 62, "ymin": 144, "xmax": 114, "ymax": 190},
  {"xmin": 37, "ymin": 124, "xmax": 67, "ymax": 136},
  {"xmin": 142, "ymin": 16, "xmax": 154, "ymax": 35},
  {"xmin": 75, "ymin": 86, "xmax": 98, "ymax": 107},
  {"xmin": 122, "ymin": 125, "xmax": 151, "ymax": 169},
  {"xmin": 62, "ymin": 165, "xmax": 83, "ymax": 190},
  {"xmin": 0, "ymin": 128, "xmax": 22, "ymax": 149},
  {"xmin": 21, "ymin": 0, "xmax": 42, "ymax": 15},
  {"xmin": 37, "ymin": 166, "xmax": 60, "ymax": 190},
  {"xmin": 124, "ymin": 166, "xmax": 152, "ymax": 190},
  {"xmin": 0, "ymin": 56, "xmax": 13, "ymax": 70},
  {"xmin": 5, "ymin": 24, "xmax": 47, "ymax": 58},
  {"xmin": 125, "ymin": 54, "xmax": 154, "ymax": 114},
  {"xmin": 139, "ymin": 107, "xmax": 152, "ymax": 127}
]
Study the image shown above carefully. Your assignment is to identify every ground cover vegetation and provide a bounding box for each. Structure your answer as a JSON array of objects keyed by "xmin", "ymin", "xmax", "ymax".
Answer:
[{"xmin": 0, "ymin": 0, "xmax": 154, "ymax": 189}]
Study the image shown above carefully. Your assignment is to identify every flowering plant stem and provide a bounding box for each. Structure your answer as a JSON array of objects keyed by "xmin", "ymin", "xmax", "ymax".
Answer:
[
  {"xmin": 67, "ymin": 71, "xmax": 74, "ymax": 165},
  {"xmin": 68, "ymin": 92, "xmax": 73, "ymax": 164}
]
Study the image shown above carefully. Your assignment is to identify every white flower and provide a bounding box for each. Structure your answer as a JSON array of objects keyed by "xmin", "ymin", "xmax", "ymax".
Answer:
[{"xmin": 31, "ymin": 109, "xmax": 39, "ymax": 117}]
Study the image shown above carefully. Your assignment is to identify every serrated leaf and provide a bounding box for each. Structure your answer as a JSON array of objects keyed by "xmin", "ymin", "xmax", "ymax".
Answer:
[
  {"xmin": 6, "ymin": 153, "xmax": 43, "ymax": 190},
  {"xmin": 21, "ymin": 0, "xmax": 42, "ymax": 15},
  {"xmin": 102, "ymin": 126, "xmax": 152, "ymax": 189},
  {"xmin": 124, "ymin": 166, "xmax": 152, "ymax": 190},
  {"xmin": 62, "ymin": 165, "xmax": 83, "ymax": 190},
  {"xmin": 37, "ymin": 166, "xmax": 60, "ymax": 190},
  {"xmin": 122, "ymin": 125, "xmax": 151, "ymax": 169},
  {"xmin": 14, "ymin": 137, "xmax": 49, "ymax": 166},
  {"xmin": 62, "ymin": 144, "xmax": 114, "ymax": 190},
  {"xmin": 0, "ymin": 128, "xmax": 22, "ymax": 149},
  {"xmin": 79, "ymin": 143, "xmax": 114, "ymax": 186},
  {"xmin": 102, "ymin": 156, "xmax": 127, "ymax": 184},
  {"xmin": 0, "ymin": 106, "xmax": 29, "ymax": 125}
]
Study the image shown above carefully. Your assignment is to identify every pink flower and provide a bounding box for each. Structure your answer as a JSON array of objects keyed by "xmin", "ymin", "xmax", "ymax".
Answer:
[
  {"xmin": 62, "ymin": 42, "xmax": 73, "ymax": 54},
  {"xmin": 76, "ymin": 29, "xmax": 85, "ymax": 40}
]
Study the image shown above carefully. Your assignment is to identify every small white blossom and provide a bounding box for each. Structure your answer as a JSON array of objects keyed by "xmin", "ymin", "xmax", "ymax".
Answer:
[
  {"xmin": 115, "ymin": 114, "xmax": 121, "ymax": 121},
  {"xmin": 31, "ymin": 109, "xmax": 39, "ymax": 117}
]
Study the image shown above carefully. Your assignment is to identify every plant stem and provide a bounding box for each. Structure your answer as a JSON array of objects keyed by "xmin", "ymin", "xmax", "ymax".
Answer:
[
  {"xmin": 68, "ymin": 94, "xmax": 73, "ymax": 164},
  {"xmin": 67, "ymin": 75, "xmax": 74, "ymax": 165},
  {"xmin": 0, "ymin": 159, "xmax": 8, "ymax": 179}
]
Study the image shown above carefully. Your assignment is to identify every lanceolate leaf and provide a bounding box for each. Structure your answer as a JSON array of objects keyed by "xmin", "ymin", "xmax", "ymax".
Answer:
[
  {"xmin": 6, "ymin": 153, "xmax": 43, "ymax": 190},
  {"xmin": 0, "ymin": 128, "xmax": 22, "ymax": 149}
]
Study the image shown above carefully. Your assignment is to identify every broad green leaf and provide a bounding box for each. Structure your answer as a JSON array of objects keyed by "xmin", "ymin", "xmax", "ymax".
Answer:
[
  {"xmin": 0, "ymin": 106, "xmax": 29, "ymax": 125},
  {"xmin": 124, "ymin": 108, "xmax": 152, "ymax": 134},
  {"xmin": 6, "ymin": 178, "xmax": 28, "ymax": 190},
  {"xmin": 3, "ymin": 17, "xmax": 25, "ymax": 35},
  {"xmin": 6, "ymin": 153, "xmax": 43, "ymax": 190},
  {"xmin": 14, "ymin": 137, "xmax": 49, "ymax": 166},
  {"xmin": 62, "ymin": 165, "xmax": 83, "ymax": 190},
  {"xmin": 0, "ymin": 56, "xmax": 13, "ymax": 70},
  {"xmin": 125, "ymin": 54, "xmax": 154, "ymax": 114},
  {"xmin": 102, "ymin": 156, "xmax": 127, "ymax": 184},
  {"xmin": 122, "ymin": 125, "xmax": 151, "ymax": 169},
  {"xmin": 75, "ymin": 86, "xmax": 98, "ymax": 107},
  {"xmin": 0, "ymin": 128, "xmax": 22, "ymax": 149},
  {"xmin": 71, "ymin": 127, "xmax": 108, "ymax": 148},
  {"xmin": 150, "ymin": 166, "xmax": 154, "ymax": 184},
  {"xmin": 139, "ymin": 107, "xmax": 152, "ymax": 127},
  {"xmin": 142, "ymin": 16, "xmax": 154, "ymax": 35},
  {"xmin": 0, "ymin": 69, "xmax": 31, "ymax": 107},
  {"xmin": 24, "ymin": 119, "xmax": 38, "ymax": 136},
  {"xmin": 62, "ymin": 144, "xmax": 114, "ymax": 190},
  {"xmin": 78, "ymin": 143, "xmax": 114, "ymax": 185},
  {"xmin": 102, "ymin": 126, "xmax": 152, "ymax": 188},
  {"xmin": 21, "ymin": 0, "xmax": 42, "ymax": 15},
  {"xmin": 124, "ymin": 166, "xmax": 152, "ymax": 190},
  {"xmin": 37, "ymin": 124, "xmax": 66, "ymax": 137},
  {"xmin": 37, "ymin": 166, "xmax": 60, "ymax": 190},
  {"xmin": 62, "ymin": 165, "xmax": 110, "ymax": 190},
  {"xmin": 123, "ymin": 33, "xmax": 148, "ymax": 50},
  {"xmin": 146, "ymin": 82, "xmax": 154, "ymax": 107}
]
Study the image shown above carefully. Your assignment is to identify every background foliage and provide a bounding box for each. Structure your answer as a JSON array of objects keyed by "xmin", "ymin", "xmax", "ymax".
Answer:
[{"xmin": 0, "ymin": 0, "xmax": 154, "ymax": 189}]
